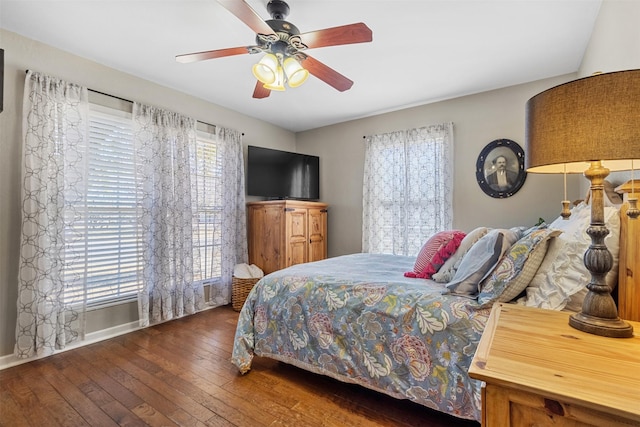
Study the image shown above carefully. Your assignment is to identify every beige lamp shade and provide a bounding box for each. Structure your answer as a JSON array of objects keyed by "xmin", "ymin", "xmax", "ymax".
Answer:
[{"xmin": 525, "ymin": 69, "xmax": 640, "ymax": 174}]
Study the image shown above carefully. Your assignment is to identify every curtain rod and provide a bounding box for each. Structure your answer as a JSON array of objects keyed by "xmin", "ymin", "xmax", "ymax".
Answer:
[
  {"xmin": 89, "ymin": 89, "xmax": 228, "ymax": 134},
  {"xmin": 24, "ymin": 69, "xmax": 240, "ymax": 134},
  {"xmin": 89, "ymin": 87, "xmax": 133, "ymax": 104}
]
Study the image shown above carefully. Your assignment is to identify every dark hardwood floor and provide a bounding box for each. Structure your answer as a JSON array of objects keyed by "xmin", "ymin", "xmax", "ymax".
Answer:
[{"xmin": 0, "ymin": 305, "xmax": 480, "ymax": 426}]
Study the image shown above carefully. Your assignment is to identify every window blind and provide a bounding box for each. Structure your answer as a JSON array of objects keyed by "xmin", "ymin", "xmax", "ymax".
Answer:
[
  {"xmin": 192, "ymin": 131, "xmax": 223, "ymax": 284},
  {"xmin": 62, "ymin": 106, "xmax": 226, "ymax": 307},
  {"xmin": 63, "ymin": 106, "xmax": 141, "ymax": 307}
]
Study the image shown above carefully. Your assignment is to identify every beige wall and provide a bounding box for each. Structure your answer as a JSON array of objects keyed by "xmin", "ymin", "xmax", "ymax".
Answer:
[
  {"xmin": 578, "ymin": 0, "xmax": 640, "ymax": 192},
  {"xmin": 0, "ymin": 29, "xmax": 295, "ymax": 358},
  {"xmin": 296, "ymin": 76, "xmax": 581, "ymax": 257},
  {"xmin": 298, "ymin": 0, "xmax": 640, "ymax": 258},
  {"xmin": 579, "ymin": 0, "xmax": 640, "ymax": 78}
]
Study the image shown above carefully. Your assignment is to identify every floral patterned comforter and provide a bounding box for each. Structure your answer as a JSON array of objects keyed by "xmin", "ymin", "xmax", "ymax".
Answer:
[{"xmin": 231, "ymin": 253, "xmax": 491, "ymax": 421}]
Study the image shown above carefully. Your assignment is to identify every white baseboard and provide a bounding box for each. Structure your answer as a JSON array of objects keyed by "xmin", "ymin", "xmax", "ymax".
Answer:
[
  {"xmin": 0, "ymin": 303, "xmax": 223, "ymax": 371},
  {"xmin": 0, "ymin": 320, "xmax": 141, "ymax": 371}
]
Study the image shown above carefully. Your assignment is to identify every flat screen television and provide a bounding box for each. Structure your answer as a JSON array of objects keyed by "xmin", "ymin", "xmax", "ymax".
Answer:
[{"xmin": 247, "ymin": 146, "xmax": 320, "ymax": 200}]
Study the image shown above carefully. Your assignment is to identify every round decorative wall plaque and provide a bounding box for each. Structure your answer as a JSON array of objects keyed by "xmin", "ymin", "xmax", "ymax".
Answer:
[{"xmin": 476, "ymin": 139, "xmax": 527, "ymax": 198}]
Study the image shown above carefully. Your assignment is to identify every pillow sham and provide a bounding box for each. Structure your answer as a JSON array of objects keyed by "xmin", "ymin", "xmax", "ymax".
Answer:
[
  {"xmin": 445, "ymin": 228, "xmax": 520, "ymax": 296},
  {"xmin": 432, "ymin": 227, "xmax": 489, "ymax": 283},
  {"xmin": 478, "ymin": 228, "xmax": 561, "ymax": 307},
  {"xmin": 405, "ymin": 230, "xmax": 466, "ymax": 279},
  {"xmin": 518, "ymin": 202, "xmax": 621, "ymax": 310}
]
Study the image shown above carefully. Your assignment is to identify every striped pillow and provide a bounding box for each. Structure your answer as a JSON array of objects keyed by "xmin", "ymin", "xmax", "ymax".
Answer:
[{"xmin": 405, "ymin": 230, "xmax": 466, "ymax": 279}]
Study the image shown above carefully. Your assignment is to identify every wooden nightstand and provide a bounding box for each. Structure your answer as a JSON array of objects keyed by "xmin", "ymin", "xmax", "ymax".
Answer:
[{"xmin": 469, "ymin": 303, "xmax": 640, "ymax": 427}]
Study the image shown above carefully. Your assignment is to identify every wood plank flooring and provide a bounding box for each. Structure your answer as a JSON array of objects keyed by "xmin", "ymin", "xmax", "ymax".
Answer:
[{"xmin": 0, "ymin": 305, "xmax": 480, "ymax": 427}]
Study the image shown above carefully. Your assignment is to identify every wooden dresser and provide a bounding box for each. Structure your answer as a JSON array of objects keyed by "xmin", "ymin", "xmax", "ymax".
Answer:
[
  {"xmin": 247, "ymin": 200, "xmax": 328, "ymax": 274},
  {"xmin": 469, "ymin": 303, "xmax": 640, "ymax": 427}
]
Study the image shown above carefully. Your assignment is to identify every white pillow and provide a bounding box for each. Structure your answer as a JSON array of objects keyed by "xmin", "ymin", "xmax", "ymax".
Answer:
[{"xmin": 519, "ymin": 202, "xmax": 620, "ymax": 310}]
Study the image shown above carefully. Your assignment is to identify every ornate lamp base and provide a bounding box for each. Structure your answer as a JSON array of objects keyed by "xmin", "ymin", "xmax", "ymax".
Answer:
[
  {"xmin": 570, "ymin": 161, "xmax": 634, "ymax": 339},
  {"xmin": 569, "ymin": 312, "xmax": 633, "ymax": 338}
]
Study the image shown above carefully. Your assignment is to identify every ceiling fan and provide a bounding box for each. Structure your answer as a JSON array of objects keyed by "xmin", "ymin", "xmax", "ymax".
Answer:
[{"xmin": 176, "ymin": 0, "xmax": 373, "ymax": 99}]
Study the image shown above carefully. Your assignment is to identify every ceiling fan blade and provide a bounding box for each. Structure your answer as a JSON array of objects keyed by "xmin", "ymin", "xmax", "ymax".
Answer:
[
  {"xmin": 218, "ymin": 0, "xmax": 276, "ymax": 36},
  {"xmin": 253, "ymin": 81, "xmax": 271, "ymax": 99},
  {"xmin": 176, "ymin": 46, "xmax": 251, "ymax": 63},
  {"xmin": 301, "ymin": 55, "xmax": 354, "ymax": 92},
  {"xmin": 299, "ymin": 23, "xmax": 372, "ymax": 50}
]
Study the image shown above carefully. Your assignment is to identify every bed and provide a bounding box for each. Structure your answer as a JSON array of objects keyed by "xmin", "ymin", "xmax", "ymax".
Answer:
[{"xmin": 231, "ymin": 190, "xmax": 636, "ymax": 422}]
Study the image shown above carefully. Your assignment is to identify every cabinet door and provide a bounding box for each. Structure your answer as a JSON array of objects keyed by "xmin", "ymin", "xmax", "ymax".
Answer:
[
  {"xmin": 248, "ymin": 204, "xmax": 284, "ymax": 274},
  {"xmin": 285, "ymin": 207, "xmax": 308, "ymax": 267},
  {"xmin": 308, "ymin": 207, "xmax": 327, "ymax": 262}
]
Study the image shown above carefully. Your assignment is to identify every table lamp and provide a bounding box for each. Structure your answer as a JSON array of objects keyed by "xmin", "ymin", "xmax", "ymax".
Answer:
[{"xmin": 525, "ymin": 69, "xmax": 640, "ymax": 338}]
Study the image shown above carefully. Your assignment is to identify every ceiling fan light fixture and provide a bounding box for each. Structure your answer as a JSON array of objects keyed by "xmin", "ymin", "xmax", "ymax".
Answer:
[
  {"xmin": 283, "ymin": 57, "xmax": 309, "ymax": 88},
  {"xmin": 177, "ymin": 0, "xmax": 373, "ymax": 97},
  {"xmin": 263, "ymin": 63, "xmax": 286, "ymax": 91},
  {"xmin": 252, "ymin": 53, "xmax": 278, "ymax": 84}
]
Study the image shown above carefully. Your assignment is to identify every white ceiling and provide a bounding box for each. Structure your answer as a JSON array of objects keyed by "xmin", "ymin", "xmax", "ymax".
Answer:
[{"xmin": 1, "ymin": 0, "xmax": 602, "ymax": 132}]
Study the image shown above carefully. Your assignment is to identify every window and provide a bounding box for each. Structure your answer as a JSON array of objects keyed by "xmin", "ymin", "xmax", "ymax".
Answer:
[
  {"xmin": 63, "ymin": 107, "xmax": 225, "ymax": 308},
  {"xmin": 362, "ymin": 123, "xmax": 454, "ymax": 256},
  {"xmin": 63, "ymin": 105, "xmax": 140, "ymax": 307},
  {"xmin": 192, "ymin": 130, "xmax": 223, "ymax": 284}
]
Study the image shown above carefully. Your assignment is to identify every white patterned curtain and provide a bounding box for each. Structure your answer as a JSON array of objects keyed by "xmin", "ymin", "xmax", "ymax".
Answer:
[
  {"xmin": 362, "ymin": 122, "xmax": 454, "ymax": 255},
  {"xmin": 15, "ymin": 71, "xmax": 89, "ymax": 358},
  {"xmin": 133, "ymin": 103, "xmax": 204, "ymax": 327},
  {"xmin": 209, "ymin": 127, "xmax": 248, "ymax": 306}
]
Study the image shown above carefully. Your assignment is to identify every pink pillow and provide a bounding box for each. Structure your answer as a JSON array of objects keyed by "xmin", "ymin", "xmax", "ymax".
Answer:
[{"xmin": 405, "ymin": 230, "xmax": 466, "ymax": 279}]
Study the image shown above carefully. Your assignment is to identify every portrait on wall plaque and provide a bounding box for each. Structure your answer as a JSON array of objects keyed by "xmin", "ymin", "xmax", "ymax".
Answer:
[{"xmin": 476, "ymin": 139, "xmax": 527, "ymax": 198}]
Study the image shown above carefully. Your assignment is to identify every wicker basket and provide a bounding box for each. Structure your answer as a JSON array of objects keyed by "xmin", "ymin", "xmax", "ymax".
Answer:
[{"xmin": 231, "ymin": 276, "xmax": 260, "ymax": 311}]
